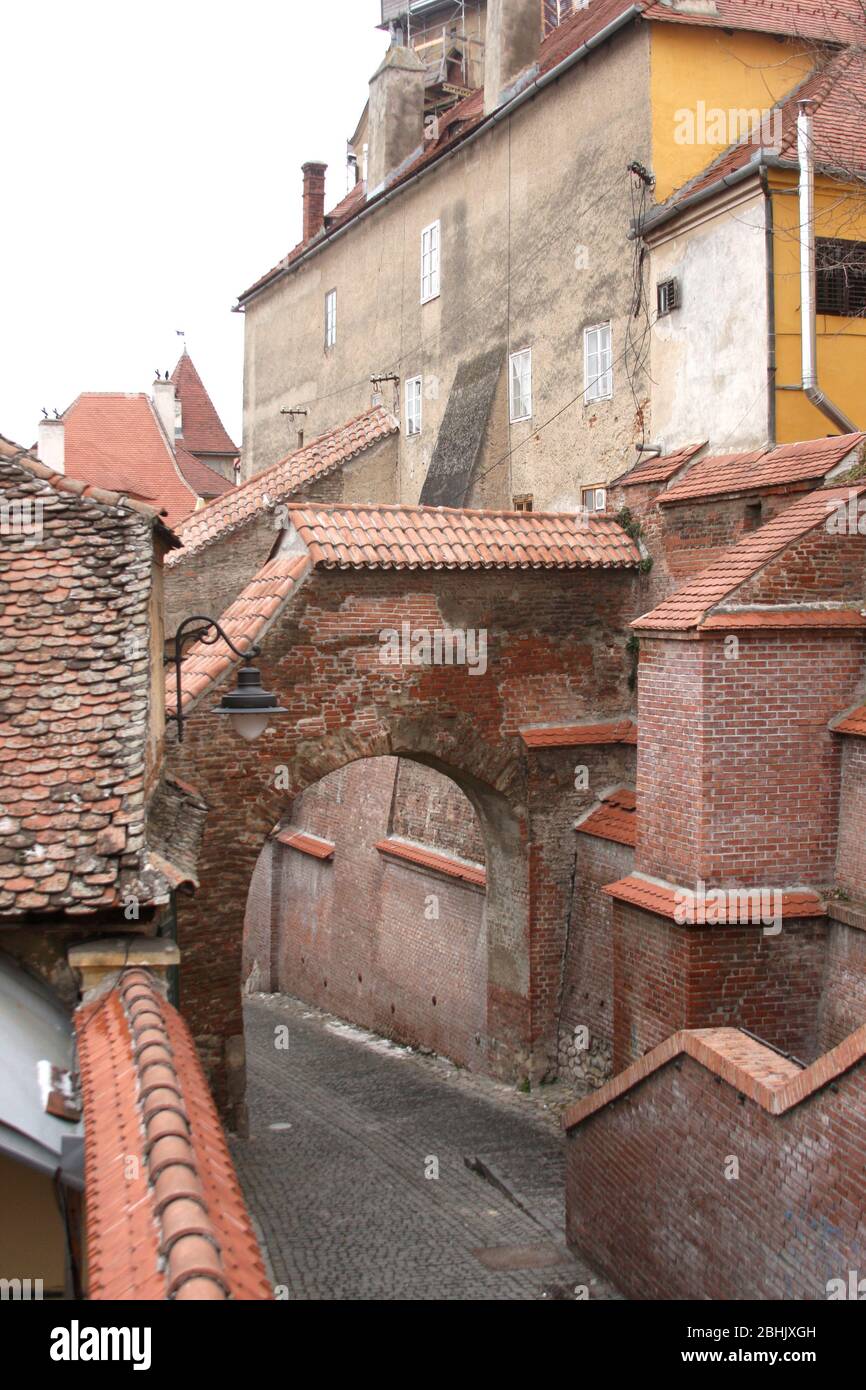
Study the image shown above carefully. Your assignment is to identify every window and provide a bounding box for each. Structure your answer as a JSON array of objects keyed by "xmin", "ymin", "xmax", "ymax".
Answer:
[
  {"xmin": 584, "ymin": 322, "xmax": 613, "ymax": 401},
  {"xmin": 817, "ymin": 238, "xmax": 866, "ymax": 317},
  {"xmin": 173, "ymin": 399, "xmax": 183, "ymax": 439},
  {"xmin": 509, "ymin": 348, "xmax": 532, "ymax": 422},
  {"xmin": 582, "ymin": 486, "xmax": 607, "ymax": 513},
  {"xmin": 657, "ymin": 277, "xmax": 681, "ymax": 316},
  {"xmin": 421, "ymin": 221, "xmax": 440, "ymax": 303},
  {"xmin": 513, "ymin": 494, "xmax": 534, "ymax": 512},
  {"xmin": 405, "ymin": 376, "xmax": 422, "ymax": 435},
  {"xmin": 324, "ymin": 289, "xmax": 337, "ymax": 348}
]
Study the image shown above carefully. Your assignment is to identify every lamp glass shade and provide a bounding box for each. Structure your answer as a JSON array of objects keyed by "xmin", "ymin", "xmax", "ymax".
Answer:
[
  {"xmin": 212, "ymin": 663, "xmax": 287, "ymax": 742},
  {"xmin": 229, "ymin": 711, "xmax": 271, "ymax": 742}
]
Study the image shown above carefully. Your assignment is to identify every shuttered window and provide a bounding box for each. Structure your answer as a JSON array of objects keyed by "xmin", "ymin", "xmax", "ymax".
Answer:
[{"xmin": 584, "ymin": 322, "xmax": 613, "ymax": 401}]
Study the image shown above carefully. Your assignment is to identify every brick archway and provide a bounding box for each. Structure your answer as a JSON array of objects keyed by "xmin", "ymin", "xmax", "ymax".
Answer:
[{"xmin": 166, "ymin": 503, "xmax": 640, "ymax": 1125}]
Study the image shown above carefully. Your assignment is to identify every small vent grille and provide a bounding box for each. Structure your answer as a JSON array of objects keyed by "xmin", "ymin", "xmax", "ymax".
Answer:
[{"xmin": 657, "ymin": 277, "xmax": 681, "ymax": 316}]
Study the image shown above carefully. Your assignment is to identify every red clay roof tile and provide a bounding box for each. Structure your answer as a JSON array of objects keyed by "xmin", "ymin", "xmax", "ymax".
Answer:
[
  {"xmin": 375, "ymin": 837, "xmax": 486, "ymax": 887},
  {"xmin": 170, "ymin": 352, "xmax": 238, "ymax": 457},
  {"xmin": 658, "ymin": 433, "xmax": 865, "ymax": 505},
  {"xmin": 602, "ymin": 873, "xmax": 826, "ymax": 921},
  {"xmin": 76, "ymin": 969, "xmax": 271, "ymax": 1301},
  {"xmin": 520, "ymin": 719, "xmax": 637, "ymax": 747},
  {"xmin": 576, "ymin": 787, "xmax": 637, "ymax": 846},
  {"xmin": 615, "ymin": 441, "xmax": 707, "ymax": 487},
  {"xmin": 276, "ymin": 829, "xmax": 336, "ymax": 860},
  {"xmin": 634, "ymin": 483, "xmax": 866, "ymax": 631},
  {"xmin": 832, "ymin": 703, "xmax": 866, "ymax": 737}
]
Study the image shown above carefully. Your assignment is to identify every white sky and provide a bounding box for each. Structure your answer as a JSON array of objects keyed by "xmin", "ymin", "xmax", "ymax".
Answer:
[{"xmin": 1, "ymin": 0, "xmax": 389, "ymax": 448}]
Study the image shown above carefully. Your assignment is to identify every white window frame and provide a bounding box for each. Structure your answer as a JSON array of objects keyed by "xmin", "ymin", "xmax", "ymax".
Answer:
[
  {"xmin": 582, "ymin": 485, "xmax": 607, "ymax": 514},
  {"xmin": 584, "ymin": 321, "xmax": 613, "ymax": 402},
  {"xmin": 509, "ymin": 347, "xmax": 533, "ymax": 423},
  {"xmin": 324, "ymin": 288, "xmax": 337, "ymax": 349},
  {"xmin": 420, "ymin": 220, "xmax": 440, "ymax": 304},
  {"xmin": 405, "ymin": 375, "xmax": 422, "ymax": 436}
]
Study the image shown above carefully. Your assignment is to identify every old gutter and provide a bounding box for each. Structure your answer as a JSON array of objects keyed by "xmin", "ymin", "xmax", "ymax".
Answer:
[{"xmin": 235, "ymin": 5, "xmax": 644, "ymax": 310}]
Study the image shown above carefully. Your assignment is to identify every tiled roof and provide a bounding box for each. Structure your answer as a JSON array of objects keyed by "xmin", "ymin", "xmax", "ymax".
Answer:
[
  {"xmin": 654, "ymin": 44, "xmax": 866, "ymax": 220},
  {"xmin": 633, "ymin": 483, "xmax": 866, "ymax": 631},
  {"xmin": 276, "ymin": 829, "xmax": 335, "ymax": 860},
  {"xmin": 563, "ymin": 1021, "xmax": 866, "ymax": 1132},
  {"xmin": 168, "ymin": 407, "xmax": 399, "ymax": 563},
  {"xmin": 520, "ymin": 719, "xmax": 638, "ymax": 747},
  {"xmin": 170, "ymin": 352, "xmax": 238, "ymax": 457},
  {"xmin": 642, "ymin": 0, "xmax": 866, "ymax": 43},
  {"xmin": 614, "ymin": 442, "xmax": 706, "ymax": 487},
  {"xmin": 658, "ymin": 434, "xmax": 865, "ymax": 505},
  {"xmin": 167, "ymin": 554, "xmax": 311, "ymax": 716},
  {"xmin": 832, "ymin": 703, "xmax": 866, "ymax": 737},
  {"xmin": 701, "ymin": 608, "xmax": 866, "ymax": 631},
  {"xmin": 0, "ymin": 452, "xmax": 179, "ymax": 919},
  {"xmin": 76, "ymin": 969, "xmax": 271, "ymax": 1301},
  {"xmin": 61, "ymin": 393, "xmax": 200, "ymax": 529},
  {"xmin": 602, "ymin": 873, "xmax": 826, "ymax": 921},
  {"xmin": 375, "ymin": 837, "xmax": 486, "ymax": 887},
  {"xmin": 175, "ymin": 444, "xmax": 235, "ymax": 500},
  {"xmin": 576, "ymin": 788, "xmax": 637, "ymax": 847},
  {"xmin": 286, "ymin": 502, "xmax": 641, "ymax": 570}
]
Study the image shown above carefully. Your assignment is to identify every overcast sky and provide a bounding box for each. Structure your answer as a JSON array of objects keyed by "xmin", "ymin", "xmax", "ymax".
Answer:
[{"xmin": 1, "ymin": 0, "xmax": 388, "ymax": 448}]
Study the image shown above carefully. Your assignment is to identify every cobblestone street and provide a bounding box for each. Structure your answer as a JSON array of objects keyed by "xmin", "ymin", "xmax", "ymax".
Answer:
[{"xmin": 231, "ymin": 995, "xmax": 621, "ymax": 1301}]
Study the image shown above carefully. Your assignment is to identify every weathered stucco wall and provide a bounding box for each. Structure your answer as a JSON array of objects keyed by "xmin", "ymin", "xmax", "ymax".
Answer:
[{"xmin": 241, "ymin": 24, "xmax": 653, "ymax": 508}]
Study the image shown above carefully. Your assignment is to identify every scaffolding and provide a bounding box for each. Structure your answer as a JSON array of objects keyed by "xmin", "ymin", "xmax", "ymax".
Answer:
[{"xmin": 381, "ymin": 1, "xmax": 486, "ymax": 96}]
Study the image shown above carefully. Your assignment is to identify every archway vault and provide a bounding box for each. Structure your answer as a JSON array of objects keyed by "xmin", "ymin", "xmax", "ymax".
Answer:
[{"xmin": 165, "ymin": 510, "xmax": 639, "ymax": 1125}]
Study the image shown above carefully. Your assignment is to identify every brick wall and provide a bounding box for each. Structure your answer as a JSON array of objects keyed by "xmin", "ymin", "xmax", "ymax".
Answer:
[
  {"xmin": 836, "ymin": 737, "xmax": 866, "ymax": 900},
  {"xmin": 242, "ymin": 757, "xmax": 488, "ymax": 1067},
  {"xmin": 565, "ymin": 1041, "xmax": 866, "ymax": 1300},
  {"xmin": 612, "ymin": 905, "xmax": 828, "ymax": 1069},
  {"xmin": 391, "ymin": 758, "xmax": 485, "ymax": 864},
  {"xmin": 818, "ymin": 921, "xmax": 866, "ymax": 1053},
  {"xmin": 559, "ymin": 833, "xmax": 633, "ymax": 1086},
  {"xmin": 637, "ymin": 632, "xmax": 866, "ymax": 887}
]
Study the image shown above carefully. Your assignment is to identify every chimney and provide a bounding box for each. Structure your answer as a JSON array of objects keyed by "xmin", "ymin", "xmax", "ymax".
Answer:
[
  {"xmin": 302, "ymin": 162, "xmax": 328, "ymax": 242},
  {"xmin": 484, "ymin": 0, "xmax": 540, "ymax": 116},
  {"xmin": 366, "ymin": 41, "xmax": 425, "ymax": 198},
  {"xmin": 153, "ymin": 375, "xmax": 178, "ymax": 443},
  {"xmin": 38, "ymin": 416, "xmax": 65, "ymax": 474}
]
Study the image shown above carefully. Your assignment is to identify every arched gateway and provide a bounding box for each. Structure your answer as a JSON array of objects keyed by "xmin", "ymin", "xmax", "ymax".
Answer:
[{"xmin": 166, "ymin": 502, "xmax": 640, "ymax": 1127}]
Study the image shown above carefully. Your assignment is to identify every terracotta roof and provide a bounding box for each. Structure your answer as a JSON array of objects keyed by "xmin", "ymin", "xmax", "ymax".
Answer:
[
  {"xmin": 658, "ymin": 434, "xmax": 865, "ymax": 505},
  {"xmin": 76, "ymin": 969, "xmax": 271, "ymax": 1301},
  {"xmin": 520, "ymin": 719, "xmax": 637, "ymax": 747},
  {"xmin": 61, "ymin": 393, "xmax": 199, "ymax": 529},
  {"xmin": 701, "ymin": 608, "xmax": 866, "ymax": 631},
  {"xmin": 175, "ymin": 445, "xmax": 235, "ymax": 500},
  {"xmin": 642, "ymin": 0, "xmax": 866, "ymax": 43},
  {"xmin": 653, "ymin": 44, "xmax": 866, "ymax": 221},
  {"xmin": 276, "ymin": 829, "xmax": 335, "ymax": 860},
  {"xmin": 633, "ymin": 483, "xmax": 866, "ymax": 631},
  {"xmin": 832, "ymin": 703, "xmax": 866, "ymax": 737},
  {"xmin": 170, "ymin": 352, "xmax": 238, "ymax": 457},
  {"xmin": 615, "ymin": 442, "xmax": 706, "ymax": 487},
  {"xmin": 375, "ymin": 837, "xmax": 486, "ymax": 887},
  {"xmin": 563, "ymin": 1020, "xmax": 866, "ymax": 1132},
  {"xmin": 602, "ymin": 873, "xmax": 826, "ymax": 921},
  {"xmin": 0, "ymin": 452, "xmax": 179, "ymax": 919},
  {"xmin": 168, "ymin": 407, "xmax": 399, "ymax": 563},
  {"xmin": 167, "ymin": 553, "xmax": 311, "ymax": 716},
  {"xmin": 285, "ymin": 502, "xmax": 641, "ymax": 570},
  {"xmin": 576, "ymin": 788, "xmax": 637, "ymax": 846}
]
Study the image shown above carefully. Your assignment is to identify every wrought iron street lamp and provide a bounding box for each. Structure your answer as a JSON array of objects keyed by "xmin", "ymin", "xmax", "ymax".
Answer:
[{"xmin": 168, "ymin": 615, "xmax": 287, "ymax": 743}]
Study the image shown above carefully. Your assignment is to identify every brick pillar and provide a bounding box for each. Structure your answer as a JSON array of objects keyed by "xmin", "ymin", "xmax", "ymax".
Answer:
[{"xmin": 302, "ymin": 162, "xmax": 327, "ymax": 242}]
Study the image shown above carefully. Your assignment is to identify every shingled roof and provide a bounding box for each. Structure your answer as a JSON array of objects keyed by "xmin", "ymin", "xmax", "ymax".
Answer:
[
  {"xmin": 614, "ymin": 442, "xmax": 707, "ymax": 487},
  {"xmin": 633, "ymin": 483, "xmax": 866, "ymax": 632},
  {"xmin": 76, "ymin": 969, "xmax": 271, "ymax": 1300},
  {"xmin": 171, "ymin": 352, "xmax": 238, "ymax": 458},
  {"xmin": 167, "ymin": 407, "xmax": 399, "ymax": 563},
  {"xmin": 0, "ymin": 450, "xmax": 186, "ymax": 918},
  {"xmin": 658, "ymin": 433, "xmax": 865, "ymax": 505},
  {"xmin": 284, "ymin": 501, "xmax": 641, "ymax": 570},
  {"xmin": 576, "ymin": 787, "xmax": 637, "ymax": 847}
]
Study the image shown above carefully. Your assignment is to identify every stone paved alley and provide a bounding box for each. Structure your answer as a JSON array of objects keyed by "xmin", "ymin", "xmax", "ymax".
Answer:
[{"xmin": 231, "ymin": 995, "xmax": 621, "ymax": 1301}]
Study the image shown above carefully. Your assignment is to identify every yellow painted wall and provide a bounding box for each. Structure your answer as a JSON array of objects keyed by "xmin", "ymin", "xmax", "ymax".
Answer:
[
  {"xmin": 771, "ymin": 169, "xmax": 866, "ymax": 441},
  {"xmin": 650, "ymin": 25, "xmax": 813, "ymax": 201}
]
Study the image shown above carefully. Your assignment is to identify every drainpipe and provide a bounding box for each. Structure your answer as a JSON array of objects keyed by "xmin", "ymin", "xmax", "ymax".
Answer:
[{"xmin": 798, "ymin": 100, "xmax": 858, "ymax": 433}]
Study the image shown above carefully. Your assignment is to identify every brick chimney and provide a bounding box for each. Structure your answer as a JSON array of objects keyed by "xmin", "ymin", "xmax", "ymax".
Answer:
[
  {"xmin": 302, "ymin": 162, "xmax": 328, "ymax": 242},
  {"xmin": 366, "ymin": 41, "xmax": 425, "ymax": 199},
  {"xmin": 38, "ymin": 416, "xmax": 65, "ymax": 474},
  {"xmin": 484, "ymin": 0, "xmax": 540, "ymax": 116}
]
